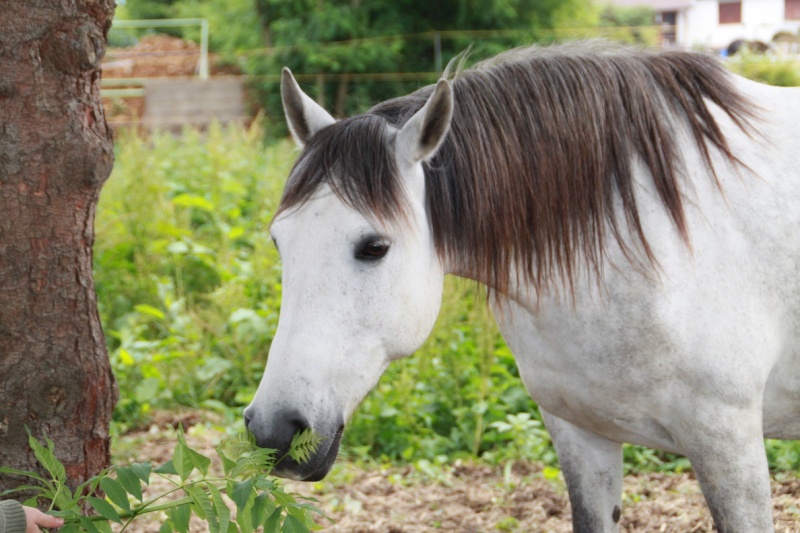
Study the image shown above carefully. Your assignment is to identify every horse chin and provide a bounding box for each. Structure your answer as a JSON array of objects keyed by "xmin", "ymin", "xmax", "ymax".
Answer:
[{"xmin": 272, "ymin": 425, "xmax": 344, "ymax": 482}]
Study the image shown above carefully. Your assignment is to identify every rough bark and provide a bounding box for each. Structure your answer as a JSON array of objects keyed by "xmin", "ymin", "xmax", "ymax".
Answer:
[{"xmin": 0, "ymin": 0, "xmax": 117, "ymax": 493}]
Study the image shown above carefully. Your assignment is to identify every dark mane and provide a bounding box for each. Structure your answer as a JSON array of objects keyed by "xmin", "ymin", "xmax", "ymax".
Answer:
[{"xmin": 278, "ymin": 42, "xmax": 757, "ymax": 295}]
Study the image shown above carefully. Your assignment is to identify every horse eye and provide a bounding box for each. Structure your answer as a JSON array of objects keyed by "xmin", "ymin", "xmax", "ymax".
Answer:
[{"xmin": 356, "ymin": 240, "xmax": 390, "ymax": 261}]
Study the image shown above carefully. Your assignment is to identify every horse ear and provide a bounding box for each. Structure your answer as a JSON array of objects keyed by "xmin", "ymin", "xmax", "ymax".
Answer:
[
  {"xmin": 281, "ymin": 67, "xmax": 336, "ymax": 146},
  {"xmin": 396, "ymin": 79, "xmax": 454, "ymax": 165}
]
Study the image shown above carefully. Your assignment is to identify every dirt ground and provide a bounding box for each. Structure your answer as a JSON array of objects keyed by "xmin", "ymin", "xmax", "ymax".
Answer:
[{"xmin": 111, "ymin": 420, "xmax": 800, "ymax": 532}]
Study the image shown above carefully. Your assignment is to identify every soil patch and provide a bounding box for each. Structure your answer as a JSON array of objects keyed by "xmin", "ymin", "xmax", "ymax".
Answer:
[{"xmin": 112, "ymin": 424, "xmax": 800, "ymax": 532}]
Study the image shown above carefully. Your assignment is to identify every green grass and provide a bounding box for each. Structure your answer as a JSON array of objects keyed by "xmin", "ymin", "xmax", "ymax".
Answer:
[{"xmin": 95, "ymin": 120, "xmax": 800, "ymax": 476}]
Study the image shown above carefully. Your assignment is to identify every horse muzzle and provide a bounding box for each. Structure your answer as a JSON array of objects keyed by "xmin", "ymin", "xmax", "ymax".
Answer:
[{"xmin": 244, "ymin": 406, "xmax": 344, "ymax": 481}]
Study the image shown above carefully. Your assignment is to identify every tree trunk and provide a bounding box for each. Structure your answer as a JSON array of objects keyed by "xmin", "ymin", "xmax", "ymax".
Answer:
[
  {"xmin": 253, "ymin": 0, "xmax": 274, "ymax": 48},
  {"xmin": 0, "ymin": 0, "xmax": 117, "ymax": 495}
]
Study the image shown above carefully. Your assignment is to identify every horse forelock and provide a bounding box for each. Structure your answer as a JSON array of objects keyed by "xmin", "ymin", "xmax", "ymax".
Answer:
[{"xmin": 276, "ymin": 114, "xmax": 411, "ymax": 226}]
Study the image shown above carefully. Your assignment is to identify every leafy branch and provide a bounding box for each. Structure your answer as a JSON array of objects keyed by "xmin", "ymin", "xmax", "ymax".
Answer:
[{"xmin": 0, "ymin": 427, "xmax": 329, "ymax": 533}]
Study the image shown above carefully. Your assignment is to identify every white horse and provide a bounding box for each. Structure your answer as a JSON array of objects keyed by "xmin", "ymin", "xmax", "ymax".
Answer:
[{"xmin": 244, "ymin": 43, "xmax": 800, "ymax": 532}]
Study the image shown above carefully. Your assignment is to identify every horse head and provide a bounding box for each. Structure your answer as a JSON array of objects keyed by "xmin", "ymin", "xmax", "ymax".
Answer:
[{"xmin": 244, "ymin": 69, "xmax": 454, "ymax": 480}]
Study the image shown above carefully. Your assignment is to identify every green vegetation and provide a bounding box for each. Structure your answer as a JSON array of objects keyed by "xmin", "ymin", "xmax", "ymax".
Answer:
[
  {"xmin": 96, "ymin": 123, "xmax": 286, "ymax": 431},
  {"xmin": 1, "ymin": 429, "xmax": 325, "ymax": 532},
  {"xmin": 727, "ymin": 52, "xmax": 800, "ymax": 87},
  {"xmin": 597, "ymin": 4, "xmax": 659, "ymax": 45},
  {"xmin": 96, "ymin": 122, "xmax": 800, "ymax": 476},
  {"xmin": 115, "ymin": 0, "xmax": 598, "ymax": 125}
]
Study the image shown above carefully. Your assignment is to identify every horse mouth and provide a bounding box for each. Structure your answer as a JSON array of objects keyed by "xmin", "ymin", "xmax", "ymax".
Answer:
[
  {"xmin": 272, "ymin": 425, "xmax": 344, "ymax": 482},
  {"xmin": 303, "ymin": 425, "xmax": 344, "ymax": 481}
]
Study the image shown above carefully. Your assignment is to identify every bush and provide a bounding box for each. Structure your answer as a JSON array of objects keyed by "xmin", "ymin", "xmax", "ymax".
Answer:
[
  {"xmin": 96, "ymin": 122, "xmax": 287, "ymax": 431},
  {"xmin": 726, "ymin": 53, "xmax": 800, "ymax": 87}
]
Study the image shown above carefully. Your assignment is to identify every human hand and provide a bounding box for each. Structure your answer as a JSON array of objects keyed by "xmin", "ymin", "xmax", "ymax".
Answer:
[{"xmin": 22, "ymin": 506, "xmax": 64, "ymax": 533}]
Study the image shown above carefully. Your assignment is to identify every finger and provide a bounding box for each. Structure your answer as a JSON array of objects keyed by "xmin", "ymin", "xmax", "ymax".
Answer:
[
  {"xmin": 35, "ymin": 512, "xmax": 64, "ymax": 528},
  {"xmin": 24, "ymin": 507, "xmax": 64, "ymax": 528}
]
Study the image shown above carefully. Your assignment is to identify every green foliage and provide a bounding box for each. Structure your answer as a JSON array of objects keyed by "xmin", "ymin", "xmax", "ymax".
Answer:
[
  {"xmin": 121, "ymin": 0, "xmax": 178, "ymax": 20},
  {"xmin": 95, "ymin": 122, "xmax": 288, "ymax": 431},
  {"xmin": 766, "ymin": 439, "xmax": 800, "ymax": 471},
  {"xmin": 726, "ymin": 53, "xmax": 800, "ymax": 87},
  {"xmin": 247, "ymin": 0, "xmax": 596, "ymax": 123},
  {"xmin": 1, "ymin": 429, "xmax": 326, "ymax": 532},
  {"xmin": 596, "ymin": 5, "xmax": 659, "ymax": 45}
]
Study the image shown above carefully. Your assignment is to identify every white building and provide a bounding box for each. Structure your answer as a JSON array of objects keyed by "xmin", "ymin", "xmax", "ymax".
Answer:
[{"xmin": 605, "ymin": 0, "xmax": 800, "ymax": 50}]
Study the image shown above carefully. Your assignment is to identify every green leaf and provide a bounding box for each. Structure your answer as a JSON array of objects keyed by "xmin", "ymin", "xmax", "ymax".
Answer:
[
  {"xmin": 221, "ymin": 431, "xmax": 257, "ymax": 460},
  {"xmin": 254, "ymin": 478, "xmax": 276, "ymax": 492},
  {"xmin": 87, "ymin": 496, "xmax": 123, "ymax": 524},
  {"xmin": 74, "ymin": 474, "xmax": 104, "ymax": 507},
  {"xmin": 159, "ymin": 520, "xmax": 174, "ymax": 533},
  {"xmin": 172, "ymin": 193, "xmax": 215, "ymax": 211},
  {"xmin": 289, "ymin": 501, "xmax": 325, "ymax": 519},
  {"xmin": 59, "ymin": 524, "xmax": 81, "ymax": 533},
  {"xmin": 115, "ymin": 467, "xmax": 143, "ymax": 502},
  {"xmin": 183, "ymin": 484, "xmax": 212, "ymax": 522},
  {"xmin": 187, "ymin": 446, "xmax": 212, "ymax": 477},
  {"xmin": 216, "ymin": 445, "xmax": 236, "ymax": 476},
  {"xmin": 263, "ymin": 507, "xmax": 283, "ymax": 533},
  {"xmin": 281, "ymin": 514, "xmax": 309, "ymax": 533},
  {"xmin": 209, "ymin": 483, "xmax": 231, "ymax": 533},
  {"xmin": 270, "ymin": 488, "xmax": 295, "ymax": 508},
  {"xmin": 230, "ymin": 479, "xmax": 254, "ymax": 513},
  {"xmin": 131, "ymin": 462, "xmax": 152, "ymax": 485},
  {"xmin": 177, "ymin": 428, "xmax": 211, "ymax": 477},
  {"xmin": 543, "ymin": 466, "xmax": 561, "ymax": 480},
  {"xmin": 250, "ymin": 493, "xmax": 274, "ymax": 530},
  {"xmin": 134, "ymin": 304, "xmax": 165, "ymax": 319},
  {"xmin": 231, "ymin": 448, "xmax": 276, "ymax": 479},
  {"xmin": 96, "ymin": 520, "xmax": 113, "ymax": 533},
  {"xmin": 287, "ymin": 429, "xmax": 323, "ymax": 465},
  {"xmin": 0, "ymin": 485, "xmax": 46, "ymax": 498},
  {"xmin": 172, "ymin": 439, "xmax": 192, "ymax": 482},
  {"xmin": 78, "ymin": 516, "xmax": 102, "ymax": 533},
  {"xmin": 135, "ymin": 377, "xmax": 161, "ymax": 403},
  {"xmin": 154, "ymin": 460, "xmax": 178, "ymax": 476},
  {"xmin": 0, "ymin": 466, "xmax": 46, "ymax": 483},
  {"xmin": 27, "ymin": 432, "xmax": 66, "ymax": 484},
  {"xmin": 100, "ymin": 478, "xmax": 130, "ymax": 511},
  {"xmin": 169, "ymin": 503, "xmax": 192, "ymax": 533},
  {"xmin": 234, "ymin": 496, "xmax": 254, "ymax": 533}
]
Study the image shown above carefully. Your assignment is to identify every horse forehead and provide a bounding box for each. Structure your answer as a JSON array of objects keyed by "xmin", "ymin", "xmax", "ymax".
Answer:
[{"xmin": 272, "ymin": 188, "xmax": 370, "ymax": 243}]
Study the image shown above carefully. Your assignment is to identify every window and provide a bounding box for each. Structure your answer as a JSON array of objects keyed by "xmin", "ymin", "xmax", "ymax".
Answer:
[
  {"xmin": 719, "ymin": 1, "xmax": 742, "ymax": 24},
  {"xmin": 787, "ymin": 0, "xmax": 800, "ymax": 20},
  {"xmin": 659, "ymin": 11, "xmax": 677, "ymax": 45}
]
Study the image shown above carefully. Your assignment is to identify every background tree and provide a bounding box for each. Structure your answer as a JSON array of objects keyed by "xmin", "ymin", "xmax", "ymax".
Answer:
[
  {"xmin": 114, "ymin": 0, "xmax": 595, "ymax": 126},
  {"xmin": 251, "ymin": 0, "xmax": 594, "ymax": 117},
  {"xmin": 0, "ymin": 0, "xmax": 117, "ymax": 494}
]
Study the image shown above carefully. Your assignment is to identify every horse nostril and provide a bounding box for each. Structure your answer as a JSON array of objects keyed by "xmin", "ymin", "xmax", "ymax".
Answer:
[
  {"xmin": 288, "ymin": 414, "xmax": 311, "ymax": 434},
  {"xmin": 243, "ymin": 406, "xmax": 254, "ymax": 429}
]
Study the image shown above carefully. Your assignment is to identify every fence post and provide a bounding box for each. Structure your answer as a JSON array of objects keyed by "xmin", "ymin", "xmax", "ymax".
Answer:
[{"xmin": 199, "ymin": 18, "xmax": 209, "ymax": 80}]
